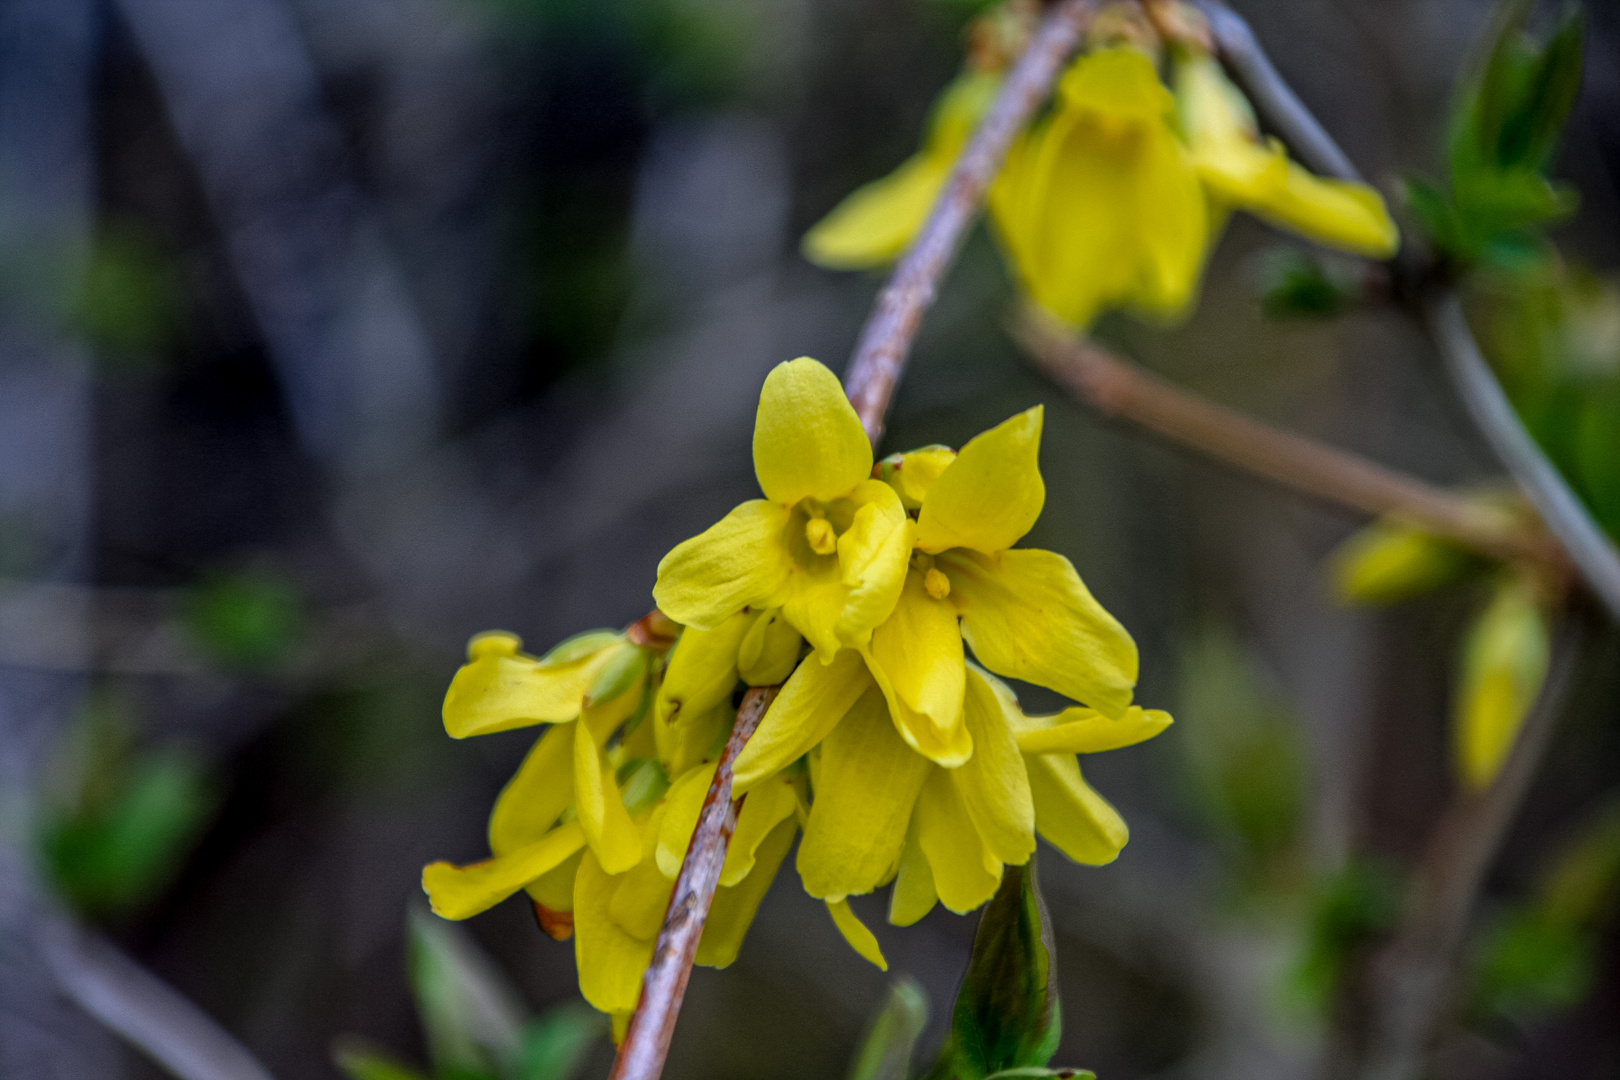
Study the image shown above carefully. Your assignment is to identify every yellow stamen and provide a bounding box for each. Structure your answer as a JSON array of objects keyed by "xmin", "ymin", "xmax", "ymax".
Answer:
[
  {"xmin": 806, "ymin": 516, "xmax": 838, "ymax": 555},
  {"xmin": 924, "ymin": 568, "xmax": 951, "ymax": 601}
]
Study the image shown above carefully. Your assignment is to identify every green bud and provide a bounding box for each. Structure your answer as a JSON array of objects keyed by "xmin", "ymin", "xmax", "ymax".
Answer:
[{"xmin": 1330, "ymin": 518, "xmax": 1474, "ymax": 605}]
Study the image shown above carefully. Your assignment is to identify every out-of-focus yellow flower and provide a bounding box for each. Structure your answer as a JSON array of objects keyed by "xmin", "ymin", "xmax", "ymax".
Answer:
[
  {"xmin": 803, "ymin": 71, "xmax": 1002, "ymax": 269},
  {"xmin": 653, "ymin": 358, "xmax": 912, "ymax": 662},
  {"xmin": 730, "ymin": 404, "xmax": 1137, "ymax": 776},
  {"xmin": 1174, "ymin": 52, "xmax": 1398, "ymax": 259},
  {"xmin": 1456, "ymin": 576, "xmax": 1550, "ymax": 789},
  {"xmin": 1330, "ymin": 517, "xmax": 1473, "ymax": 605},
  {"xmin": 990, "ymin": 46, "xmax": 1209, "ymax": 330}
]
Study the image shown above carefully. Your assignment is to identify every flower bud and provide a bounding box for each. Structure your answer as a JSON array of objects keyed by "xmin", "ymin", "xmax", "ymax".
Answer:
[{"xmin": 1456, "ymin": 576, "xmax": 1551, "ymax": 789}]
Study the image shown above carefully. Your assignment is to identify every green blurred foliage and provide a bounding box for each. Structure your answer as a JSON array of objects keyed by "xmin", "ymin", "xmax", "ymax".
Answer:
[
  {"xmin": 1254, "ymin": 247, "xmax": 1364, "ymax": 320},
  {"xmin": 183, "ymin": 569, "xmax": 307, "ymax": 672},
  {"xmin": 75, "ymin": 223, "xmax": 186, "ymax": 368},
  {"xmin": 1175, "ymin": 626, "xmax": 1310, "ymax": 898},
  {"xmin": 848, "ymin": 977, "xmax": 929, "ymax": 1080},
  {"xmin": 1289, "ymin": 860, "xmax": 1403, "ymax": 1015},
  {"xmin": 36, "ymin": 691, "xmax": 214, "ymax": 916},
  {"xmin": 1468, "ymin": 799, "xmax": 1620, "ymax": 1026},
  {"xmin": 924, "ymin": 864, "xmax": 1068, "ymax": 1080},
  {"xmin": 336, "ymin": 909, "xmax": 605, "ymax": 1080},
  {"xmin": 1406, "ymin": 0, "xmax": 1583, "ymax": 268}
]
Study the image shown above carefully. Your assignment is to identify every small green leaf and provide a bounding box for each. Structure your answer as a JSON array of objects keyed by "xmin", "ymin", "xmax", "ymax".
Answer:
[
  {"xmin": 982, "ymin": 1070, "xmax": 1096, "ymax": 1080},
  {"xmin": 408, "ymin": 908, "xmax": 527, "ymax": 1078},
  {"xmin": 1508, "ymin": 8, "xmax": 1584, "ymax": 172},
  {"xmin": 514, "ymin": 1003, "xmax": 606, "ymax": 1080},
  {"xmin": 332, "ymin": 1038, "xmax": 433, "ymax": 1080},
  {"xmin": 540, "ymin": 630, "xmax": 620, "ymax": 665},
  {"xmin": 1254, "ymin": 248, "xmax": 1360, "ymax": 321},
  {"xmin": 848, "ymin": 977, "xmax": 929, "ymax": 1080},
  {"xmin": 925, "ymin": 863, "xmax": 1060, "ymax": 1080}
]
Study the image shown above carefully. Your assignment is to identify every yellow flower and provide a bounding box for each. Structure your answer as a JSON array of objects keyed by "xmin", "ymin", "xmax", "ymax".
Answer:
[
  {"xmin": 803, "ymin": 71, "xmax": 1002, "ymax": 269},
  {"xmin": 1455, "ymin": 576, "xmax": 1550, "ymax": 789},
  {"xmin": 990, "ymin": 46, "xmax": 1209, "ymax": 330},
  {"xmin": 1174, "ymin": 52, "xmax": 1398, "ymax": 259},
  {"xmin": 653, "ymin": 357, "xmax": 912, "ymax": 663}
]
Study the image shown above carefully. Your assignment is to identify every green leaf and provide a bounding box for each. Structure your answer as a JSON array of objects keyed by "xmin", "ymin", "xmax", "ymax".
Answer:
[
  {"xmin": 925, "ymin": 863, "xmax": 1061, "ymax": 1080},
  {"xmin": 513, "ymin": 1003, "xmax": 606, "ymax": 1080},
  {"xmin": 332, "ymin": 1038, "xmax": 433, "ymax": 1080},
  {"xmin": 184, "ymin": 570, "xmax": 306, "ymax": 672},
  {"xmin": 1507, "ymin": 8, "xmax": 1584, "ymax": 172},
  {"xmin": 847, "ymin": 977, "xmax": 929, "ymax": 1080},
  {"xmin": 1290, "ymin": 861, "xmax": 1403, "ymax": 1013},
  {"xmin": 1254, "ymin": 248, "xmax": 1360, "ymax": 321},
  {"xmin": 982, "ymin": 1070, "xmax": 1096, "ymax": 1080},
  {"xmin": 408, "ymin": 908, "xmax": 527, "ymax": 1078}
]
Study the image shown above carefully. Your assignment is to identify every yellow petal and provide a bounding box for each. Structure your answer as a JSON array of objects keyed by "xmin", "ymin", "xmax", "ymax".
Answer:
[
  {"xmin": 915, "ymin": 768, "xmax": 1002, "ymax": 913},
  {"xmin": 574, "ymin": 852, "xmax": 654, "ymax": 1014},
  {"xmin": 865, "ymin": 570, "xmax": 968, "ymax": 765},
  {"xmin": 443, "ymin": 637, "xmax": 609, "ymax": 738},
  {"xmin": 1026, "ymin": 752, "xmax": 1128, "ymax": 865},
  {"xmin": 797, "ymin": 685, "xmax": 933, "ymax": 899},
  {"xmin": 753, "ymin": 358, "xmax": 873, "ymax": 506},
  {"xmin": 488, "ymin": 724, "xmax": 575, "ymax": 855},
  {"xmin": 697, "ymin": 816, "xmax": 796, "ymax": 968},
  {"xmin": 655, "ymin": 763, "xmax": 719, "ymax": 878},
  {"xmin": 779, "ymin": 559, "xmax": 850, "ymax": 663},
  {"xmin": 607, "ymin": 847, "xmax": 676, "ymax": 941},
  {"xmin": 422, "ymin": 821, "xmax": 587, "ymax": 920},
  {"xmin": 1012, "ymin": 705, "xmax": 1173, "ymax": 755},
  {"xmin": 655, "ymin": 699, "xmax": 731, "ymax": 781},
  {"xmin": 733, "ymin": 648, "xmax": 870, "ymax": 791},
  {"xmin": 1260, "ymin": 162, "xmax": 1399, "ymax": 257},
  {"xmin": 574, "ymin": 712, "xmax": 642, "ymax": 874},
  {"xmin": 883, "ymin": 445, "xmax": 957, "ymax": 510},
  {"xmin": 736, "ymin": 608, "xmax": 803, "ymax": 686},
  {"xmin": 948, "ymin": 548, "xmax": 1137, "ymax": 718},
  {"xmin": 803, "ymin": 154, "xmax": 953, "ymax": 269},
  {"xmin": 915, "ymin": 407, "xmax": 1045, "ymax": 554},
  {"xmin": 887, "ymin": 822, "xmax": 937, "ymax": 926},
  {"xmin": 834, "ymin": 480, "xmax": 913, "ymax": 648},
  {"xmin": 653, "ymin": 500, "xmax": 792, "ymax": 630},
  {"xmin": 955, "ymin": 668, "xmax": 1036, "ymax": 865},
  {"xmin": 525, "ymin": 847, "xmax": 583, "ymax": 912},
  {"xmin": 1456, "ymin": 579, "xmax": 1550, "ymax": 789},
  {"xmin": 656, "ymin": 614, "xmax": 749, "ymax": 729},
  {"xmin": 827, "ymin": 899, "xmax": 889, "ymax": 971},
  {"xmin": 721, "ymin": 771, "xmax": 799, "ymax": 887}
]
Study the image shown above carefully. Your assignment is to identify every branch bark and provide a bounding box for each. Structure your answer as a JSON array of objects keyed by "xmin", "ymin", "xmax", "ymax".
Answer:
[
  {"xmin": 843, "ymin": 0, "xmax": 1100, "ymax": 444},
  {"xmin": 1013, "ymin": 312, "xmax": 1562, "ymax": 569}
]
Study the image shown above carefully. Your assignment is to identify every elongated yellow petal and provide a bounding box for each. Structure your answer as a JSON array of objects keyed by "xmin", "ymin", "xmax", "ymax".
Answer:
[
  {"xmin": 753, "ymin": 358, "xmax": 873, "ymax": 506},
  {"xmin": 1013, "ymin": 705, "xmax": 1173, "ymax": 755},
  {"xmin": 948, "ymin": 548, "xmax": 1136, "ymax": 718},
  {"xmin": 488, "ymin": 724, "xmax": 575, "ymax": 855},
  {"xmin": 887, "ymin": 822, "xmax": 938, "ymax": 927},
  {"xmin": 525, "ymin": 847, "xmax": 583, "ymax": 913},
  {"xmin": 574, "ymin": 713, "xmax": 641, "ymax": 874},
  {"xmin": 655, "ymin": 699, "xmax": 730, "ymax": 781},
  {"xmin": 803, "ymin": 154, "xmax": 953, "ymax": 269},
  {"xmin": 827, "ymin": 899, "xmax": 889, "ymax": 970},
  {"xmin": 835, "ymin": 479, "xmax": 912, "ymax": 648},
  {"xmin": 422, "ymin": 821, "xmax": 587, "ymax": 920},
  {"xmin": 607, "ymin": 849, "xmax": 676, "ymax": 941},
  {"xmin": 656, "ymin": 614, "xmax": 750, "ymax": 730},
  {"xmin": 779, "ymin": 560, "xmax": 851, "ymax": 663},
  {"xmin": 654, "ymin": 500, "xmax": 792, "ymax": 630},
  {"xmin": 574, "ymin": 852, "xmax": 655, "ymax": 1014},
  {"xmin": 955, "ymin": 668, "xmax": 1036, "ymax": 865},
  {"xmin": 443, "ymin": 635, "xmax": 607, "ymax": 738},
  {"xmin": 655, "ymin": 763, "xmax": 718, "ymax": 878},
  {"xmin": 1026, "ymin": 752, "xmax": 1127, "ymax": 865},
  {"xmin": 733, "ymin": 648, "xmax": 870, "ymax": 790},
  {"xmin": 915, "ymin": 768, "xmax": 1002, "ymax": 913},
  {"xmin": 736, "ymin": 608, "xmax": 803, "ymax": 686},
  {"xmin": 1456, "ymin": 579, "xmax": 1550, "ymax": 789},
  {"xmin": 798, "ymin": 685, "xmax": 933, "ymax": 899},
  {"xmin": 697, "ymin": 817, "xmax": 796, "ymax": 968},
  {"xmin": 915, "ymin": 407, "xmax": 1045, "ymax": 555},
  {"xmin": 721, "ymin": 772, "xmax": 799, "ymax": 887},
  {"xmin": 1259, "ymin": 163, "xmax": 1400, "ymax": 257},
  {"xmin": 866, "ymin": 570, "xmax": 968, "ymax": 765}
]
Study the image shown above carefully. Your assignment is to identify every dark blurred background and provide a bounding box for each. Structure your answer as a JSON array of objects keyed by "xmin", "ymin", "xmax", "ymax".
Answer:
[{"xmin": 3, "ymin": 1, "xmax": 1620, "ymax": 1078}]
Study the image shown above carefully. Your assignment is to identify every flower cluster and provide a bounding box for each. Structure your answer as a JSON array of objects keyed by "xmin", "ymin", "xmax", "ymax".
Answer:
[
  {"xmin": 423, "ymin": 358, "xmax": 1170, "ymax": 1024},
  {"xmin": 805, "ymin": 3, "xmax": 1399, "ymax": 331}
]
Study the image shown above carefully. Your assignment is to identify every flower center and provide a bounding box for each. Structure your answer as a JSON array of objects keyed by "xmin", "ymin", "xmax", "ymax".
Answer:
[
  {"xmin": 924, "ymin": 567, "xmax": 951, "ymax": 600},
  {"xmin": 805, "ymin": 515, "xmax": 839, "ymax": 555}
]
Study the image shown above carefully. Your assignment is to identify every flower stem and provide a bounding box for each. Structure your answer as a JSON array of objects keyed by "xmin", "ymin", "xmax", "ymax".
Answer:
[
  {"xmin": 1013, "ymin": 311, "xmax": 1564, "ymax": 570},
  {"xmin": 843, "ymin": 0, "xmax": 1101, "ymax": 445}
]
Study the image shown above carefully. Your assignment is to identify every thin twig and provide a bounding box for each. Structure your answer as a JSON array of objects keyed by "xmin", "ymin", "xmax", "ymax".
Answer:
[
  {"xmin": 843, "ymin": 0, "xmax": 1099, "ymax": 444},
  {"xmin": 42, "ymin": 915, "xmax": 276, "ymax": 1080},
  {"xmin": 1013, "ymin": 312, "xmax": 1562, "ymax": 568},
  {"xmin": 1355, "ymin": 613, "xmax": 1585, "ymax": 1080},
  {"xmin": 1426, "ymin": 295, "xmax": 1620, "ymax": 621},
  {"xmin": 608, "ymin": 685, "xmax": 778, "ymax": 1080}
]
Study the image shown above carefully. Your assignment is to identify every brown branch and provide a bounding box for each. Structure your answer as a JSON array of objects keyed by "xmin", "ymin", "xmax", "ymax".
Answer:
[
  {"xmin": 842, "ymin": 0, "xmax": 1099, "ymax": 445},
  {"xmin": 1013, "ymin": 311, "xmax": 1564, "ymax": 569},
  {"xmin": 1350, "ymin": 613, "xmax": 1585, "ymax": 1080},
  {"xmin": 609, "ymin": 684, "xmax": 779, "ymax": 1080}
]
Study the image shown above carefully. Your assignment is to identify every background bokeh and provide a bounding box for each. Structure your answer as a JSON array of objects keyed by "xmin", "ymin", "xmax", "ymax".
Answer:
[{"xmin": 3, "ymin": 1, "xmax": 1619, "ymax": 1078}]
